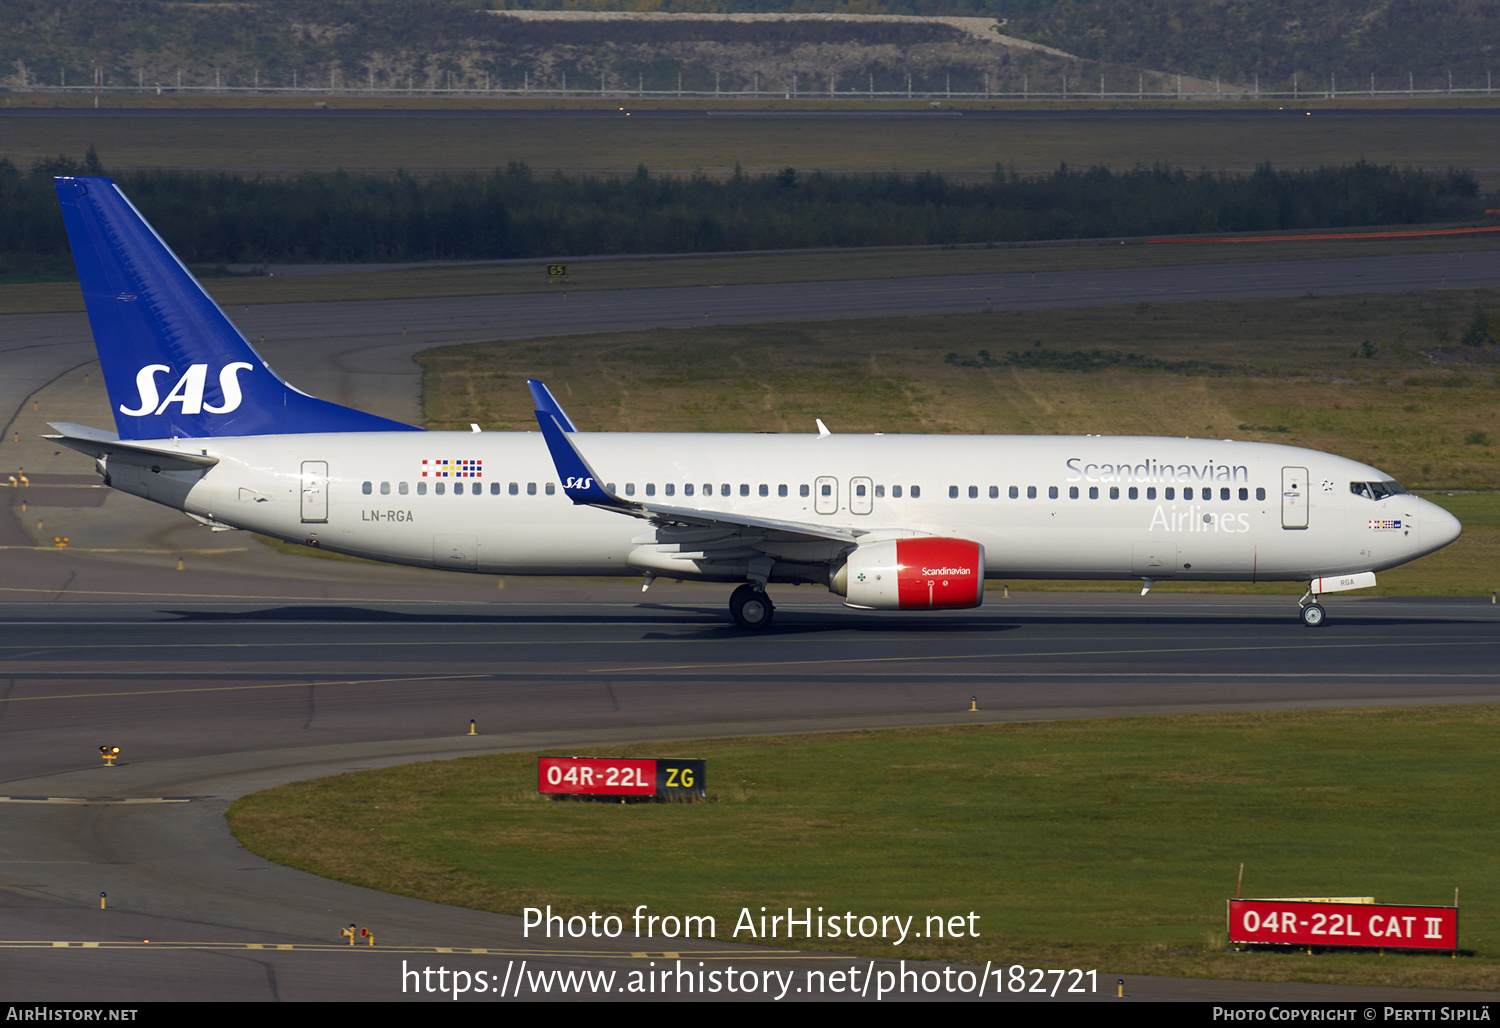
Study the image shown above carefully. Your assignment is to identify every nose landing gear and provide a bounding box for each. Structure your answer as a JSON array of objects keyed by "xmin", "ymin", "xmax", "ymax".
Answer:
[
  {"xmin": 729, "ymin": 583, "xmax": 775, "ymax": 630},
  {"xmin": 1297, "ymin": 586, "xmax": 1326, "ymax": 628}
]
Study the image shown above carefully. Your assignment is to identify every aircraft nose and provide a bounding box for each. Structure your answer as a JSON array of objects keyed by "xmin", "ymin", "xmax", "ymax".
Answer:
[{"xmin": 1419, "ymin": 499, "xmax": 1462, "ymax": 553}]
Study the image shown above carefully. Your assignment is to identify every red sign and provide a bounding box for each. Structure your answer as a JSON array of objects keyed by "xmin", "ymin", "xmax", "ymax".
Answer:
[
  {"xmin": 538, "ymin": 758, "xmax": 657, "ymax": 796},
  {"xmin": 1228, "ymin": 899, "xmax": 1458, "ymax": 950}
]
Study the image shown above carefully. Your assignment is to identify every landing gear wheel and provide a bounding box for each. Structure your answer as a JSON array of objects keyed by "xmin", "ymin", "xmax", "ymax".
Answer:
[
  {"xmin": 729, "ymin": 584, "xmax": 775, "ymax": 631},
  {"xmin": 1300, "ymin": 603, "xmax": 1326, "ymax": 628}
]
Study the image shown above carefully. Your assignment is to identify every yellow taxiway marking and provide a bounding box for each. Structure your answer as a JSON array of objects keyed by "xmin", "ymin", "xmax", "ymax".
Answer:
[
  {"xmin": 0, "ymin": 797, "xmax": 190, "ymax": 804},
  {"xmin": 0, "ymin": 547, "xmax": 248, "ymax": 554},
  {"xmin": 585, "ymin": 637, "xmax": 1491, "ymax": 674},
  {"xmin": 0, "ymin": 638, "xmax": 1492, "ymax": 706},
  {"xmin": 0, "ymin": 674, "xmax": 494, "ymax": 704}
]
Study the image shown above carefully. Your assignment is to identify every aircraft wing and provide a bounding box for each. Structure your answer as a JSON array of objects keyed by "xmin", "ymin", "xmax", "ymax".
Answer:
[{"xmin": 532, "ymin": 402, "xmax": 863, "ymax": 549}]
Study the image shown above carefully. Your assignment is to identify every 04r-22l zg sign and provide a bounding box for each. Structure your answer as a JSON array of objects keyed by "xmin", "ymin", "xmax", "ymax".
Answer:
[{"xmin": 538, "ymin": 757, "xmax": 706, "ymax": 800}]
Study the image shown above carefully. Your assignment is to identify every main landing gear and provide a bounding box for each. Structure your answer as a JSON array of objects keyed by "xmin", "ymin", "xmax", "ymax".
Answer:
[
  {"xmin": 729, "ymin": 583, "xmax": 775, "ymax": 630},
  {"xmin": 1297, "ymin": 587, "xmax": 1326, "ymax": 628}
]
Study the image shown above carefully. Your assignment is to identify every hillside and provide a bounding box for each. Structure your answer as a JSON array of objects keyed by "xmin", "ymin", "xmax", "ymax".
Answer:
[
  {"xmin": 1003, "ymin": 0, "xmax": 1498, "ymax": 89},
  {"xmin": 0, "ymin": 0, "xmax": 1211, "ymax": 98},
  {"xmin": 3, "ymin": 1, "xmax": 1491, "ymax": 99}
]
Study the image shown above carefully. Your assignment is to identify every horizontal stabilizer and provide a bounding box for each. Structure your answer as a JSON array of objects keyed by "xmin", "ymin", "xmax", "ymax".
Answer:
[{"xmin": 46, "ymin": 422, "xmax": 220, "ymax": 470}]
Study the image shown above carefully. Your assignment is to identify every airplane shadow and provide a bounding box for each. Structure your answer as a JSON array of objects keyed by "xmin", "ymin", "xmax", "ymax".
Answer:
[{"xmin": 156, "ymin": 604, "xmax": 1475, "ymax": 634}]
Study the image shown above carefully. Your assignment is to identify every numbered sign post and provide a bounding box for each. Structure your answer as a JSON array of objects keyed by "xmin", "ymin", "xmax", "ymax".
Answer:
[
  {"xmin": 539, "ymin": 757, "xmax": 706, "ymax": 801},
  {"xmin": 1228, "ymin": 899, "xmax": 1458, "ymax": 952}
]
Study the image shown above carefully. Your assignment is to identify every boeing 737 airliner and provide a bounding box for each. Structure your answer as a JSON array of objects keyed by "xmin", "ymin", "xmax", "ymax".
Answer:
[{"xmin": 47, "ymin": 177, "xmax": 1461, "ymax": 628}]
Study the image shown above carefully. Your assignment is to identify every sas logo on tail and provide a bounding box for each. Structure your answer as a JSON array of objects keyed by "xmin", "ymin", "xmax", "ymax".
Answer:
[
  {"xmin": 120, "ymin": 363, "xmax": 254, "ymax": 417},
  {"xmin": 565, "ymin": 476, "xmax": 595, "ymax": 490}
]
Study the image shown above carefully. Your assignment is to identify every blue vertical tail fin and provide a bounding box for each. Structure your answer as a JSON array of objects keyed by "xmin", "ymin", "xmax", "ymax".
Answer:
[{"xmin": 54, "ymin": 176, "xmax": 418, "ymax": 440}]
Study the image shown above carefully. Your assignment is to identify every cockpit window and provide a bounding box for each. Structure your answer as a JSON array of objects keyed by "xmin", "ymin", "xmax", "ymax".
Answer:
[{"xmin": 1351, "ymin": 480, "xmax": 1407, "ymax": 500}]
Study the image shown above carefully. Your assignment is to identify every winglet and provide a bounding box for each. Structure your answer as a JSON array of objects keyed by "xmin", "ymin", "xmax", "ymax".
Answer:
[
  {"xmin": 527, "ymin": 379, "xmax": 578, "ymax": 433},
  {"xmin": 533, "ymin": 409, "xmax": 629, "ymax": 509}
]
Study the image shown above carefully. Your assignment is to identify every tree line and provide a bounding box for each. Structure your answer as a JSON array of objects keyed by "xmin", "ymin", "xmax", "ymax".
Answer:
[{"xmin": 0, "ymin": 154, "xmax": 1483, "ymax": 274}]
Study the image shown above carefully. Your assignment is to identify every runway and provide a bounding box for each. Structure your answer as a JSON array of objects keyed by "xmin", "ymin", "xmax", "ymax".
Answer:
[
  {"xmin": 1, "ymin": 573, "xmax": 1497, "ymax": 1002},
  {"xmin": 5, "ymin": 590, "xmax": 1500, "ymax": 789}
]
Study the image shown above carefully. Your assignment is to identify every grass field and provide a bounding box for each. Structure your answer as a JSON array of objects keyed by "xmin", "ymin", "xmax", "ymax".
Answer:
[
  {"xmin": 228, "ymin": 706, "xmax": 1500, "ymax": 991},
  {"xmin": 418, "ymin": 289, "xmax": 1500, "ymax": 487},
  {"xmin": 414, "ymin": 287, "xmax": 1500, "ymax": 595}
]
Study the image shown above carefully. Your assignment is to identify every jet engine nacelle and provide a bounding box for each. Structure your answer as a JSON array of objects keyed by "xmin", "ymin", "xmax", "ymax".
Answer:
[{"xmin": 831, "ymin": 537, "xmax": 986, "ymax": 610}]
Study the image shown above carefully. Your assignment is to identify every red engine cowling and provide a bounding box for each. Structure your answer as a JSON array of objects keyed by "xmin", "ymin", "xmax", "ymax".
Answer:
[{"xmin": 832, "ymin": 537, "xmax": 985, "ymax": 610}]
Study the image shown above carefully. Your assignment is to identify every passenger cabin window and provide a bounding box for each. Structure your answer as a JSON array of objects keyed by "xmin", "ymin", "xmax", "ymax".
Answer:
[
  {"xmin": 491, "ymin": 482, "xmax": 500, "ymax": 495},
  {"xmin": 911, "ymin": 486, "xmax": 921, "ymax": 498},
  {"xmin": 646, "ymin": 484, "xmax": 656, "ymax": 497},
  {"xmin": 1046, "ymin": 486, "xmax": 1056, "ymax": 499},
  {"xmin": 546, "ymin": 483, "xmax": 556, "ymax": 495},
  {"xmin": 800, "ymin": 485, "xmax": 810, "ymax": 498},
  {"xmin": 361, "ymin": 481, "xmax": 372, "ymax": 495},
  {"xmin": 778, "ymin": 485, "xmax": 788, "ymax": 497},
  {"xmin": 665, "ymin": 484, "xmax": 675, "ymax": 496},
  {"xmin": 892, "ymin": 485, "xmax": 902, "ymax": 498},
  {"xmin": 454, "ymin": 482, "xmax": 463, "ymax": 495},
  {"xmin": 380, "ymin": 482, "xmax": 390, "ymax": 495},
  {"xmin": 399, "ymin": 482, "xmax": 409, "ymax": 496},
  {"xmin": 417, "ymin": 482, "xmax": 427, "ymax": 495},
  {"xmin": 435, "ymin": 483, "xmax": 445, "ymax": 495},
  {"xmin": 527, "ymin": 482, "xmax": 536, "ymax": 495},
  {"xmin": 1009, "ymin": 486, "xmax": 1019, "ymax": 499}
]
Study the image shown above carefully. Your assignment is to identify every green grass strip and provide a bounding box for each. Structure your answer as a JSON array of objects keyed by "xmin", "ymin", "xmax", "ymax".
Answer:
[{"xmin": 230, "ymin": 706, "xmax": 1500, "ymax": 991}]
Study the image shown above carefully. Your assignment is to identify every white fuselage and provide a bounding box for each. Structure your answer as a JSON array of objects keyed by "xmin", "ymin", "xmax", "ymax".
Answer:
[{"xmin": 106, "ymin": 430, "xmax": 1460, "ymax": 587}]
